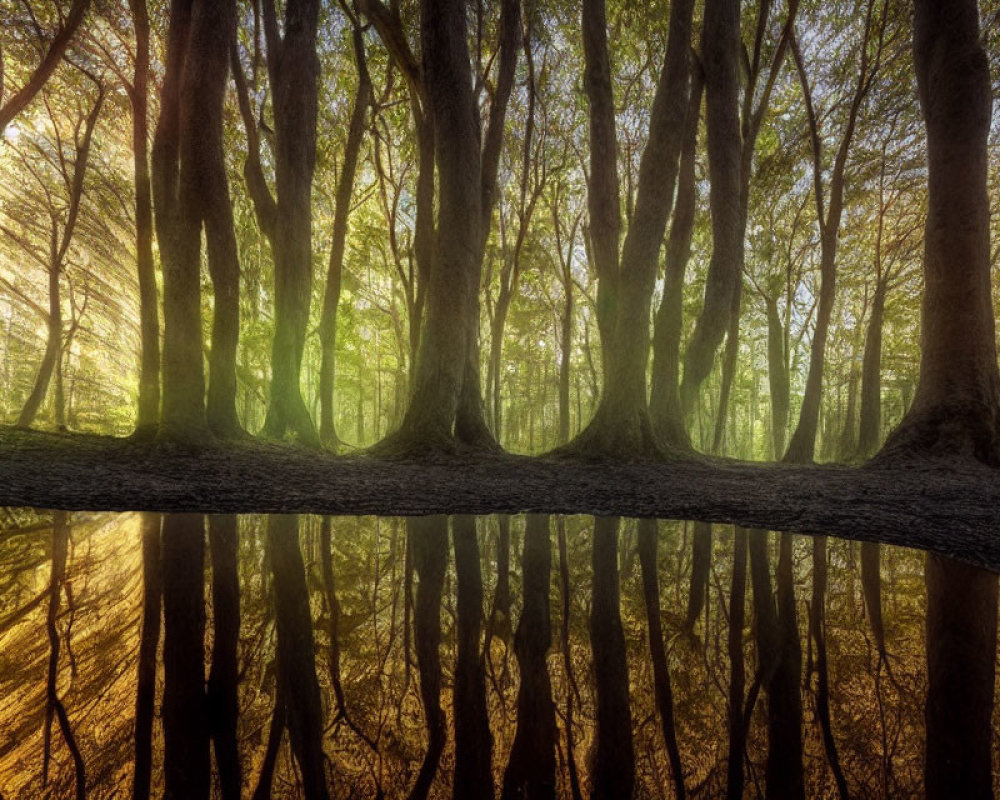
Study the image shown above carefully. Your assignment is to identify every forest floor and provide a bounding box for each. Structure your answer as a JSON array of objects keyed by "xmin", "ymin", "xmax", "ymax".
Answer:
[{"xmin": 0, "ymin": 426, "xmax": 998, "ymax": 569}]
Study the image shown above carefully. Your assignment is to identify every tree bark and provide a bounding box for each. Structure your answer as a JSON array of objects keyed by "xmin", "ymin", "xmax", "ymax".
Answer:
[
  {"xmin": 684, "ymin": 520, "xmax": 712, "ymax": 631},
  {"xmin": 161, "ymin": 513, "xmax": 209, "ymax": 800},
  {"xmin": 502, "ymin": 514, "xmax": 557, "ymax": 800}
]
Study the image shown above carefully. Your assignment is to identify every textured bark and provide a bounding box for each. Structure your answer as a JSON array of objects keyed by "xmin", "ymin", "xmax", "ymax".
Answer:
[
  {"xmin": 128, "ymin": 0, "xmax": 159, "ymax": 434},
  {"xmin": 637, "ymin": 519, "xmax": 685, "ymax": 799},
  {"xmin": 452, "ymin": 516, "xmax": 493, "ymax": 799},
  {"xmin": 679, "ymin": 0, "xmax": 741, "ymax": 415},
  {"xmin": 132, "ymin": 512, "xmax": 161, "ymax": 800},
  {"xmin": 589, "ymin": 516, "xmax": 634, "ymax": 799},
  {"xmin": 319, "ymin": 25, "xmax": 371, "ymax": 448},
  {"xmin": 765, "ymin": 297, "xmax": 790, "ymax": 460},
  {"xmin": 208, "ymin": 515, "xmax": 241, "ymax": 800},
  {"xmin": 259, "ymin": 0, "xmax": 321, "ymax": 445},
  {"xmin": 267, "ymin": 514, "xmax": 329, "ymax": 800},
  {"xmin": 407, "ymin": 516, "xmax": 448, "ymax": 800},
  {"xmin": 502, "ymin": 515, "xmax": 556, "ymax": 800},
  {"xmin": 161, "ymin": 513, "xmax": 209, "ymax": 800}
]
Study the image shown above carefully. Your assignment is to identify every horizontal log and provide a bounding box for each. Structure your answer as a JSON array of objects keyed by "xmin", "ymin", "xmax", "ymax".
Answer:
[{"xmin": 1, "ymin": 427, "xmax": 998, "ymax": 570}]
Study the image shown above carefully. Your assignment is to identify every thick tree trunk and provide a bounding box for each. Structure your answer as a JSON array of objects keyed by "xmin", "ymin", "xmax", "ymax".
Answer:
[
  {"xmin": 208, "ymin": 515, "xmax": 241, "ymax": 800},
  {"xmin": 589, "ymin": 516, "xmax": 634, "ymax": 799},
  {"xmin": 267, "ymin": 514, "xmax": 329, "ymax": 800},
  {"xmin": 376, "ymin": 0, "xmax": 482, "ymax": 453},
  {"xmin": 502, "ymin": 514, "xmax": 556, "ymax": 800},
  {"xmin": 452, "ymin": 516, "xmax": 493, "ymax": 799},
  {"xmin": 319, "ymin": 26, "xmax": 371, "ymax": 448},
  {"xmin": 260, "ymin": 0, "xmax": 321, "ymax": 446},
  {"xmin": 679, "ymin": 0, "xmax": 741, "ymax": 415},
  {"xmin": 408, "ymin": 516, "xmax": 448, "ymax": 800},
  {"xmin": 161, "ymin": 513, "xmax": 209, "ymax": 800},
  {"xmin": 132, "ymin": 512, "xmax": 161, "ymax": 800},
  {"xmin": 886, "ymin": 2, "xmax": 999, "ymax": 796},
  {"xmin": 154, "ymin": 0, "xmax": 236, "ymax": 442},
  {"xmin": 637, "ymin": 519, "xmax": 685, "ymax": 799},
  {"xmin": 129, "ymin": 0, "xmax": 159, "ymax": 435}
]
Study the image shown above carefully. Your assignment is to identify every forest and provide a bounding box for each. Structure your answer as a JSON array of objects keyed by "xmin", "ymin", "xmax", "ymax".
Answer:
[{"xmin": 0, "ymin": 0, "xmax": 998, "ymax": 797}]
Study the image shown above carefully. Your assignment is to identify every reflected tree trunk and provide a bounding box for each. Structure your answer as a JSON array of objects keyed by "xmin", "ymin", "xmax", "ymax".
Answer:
[
  {"xmin": 132, "ymin": 512, "xmax": 161, "ymax": 800},
  {"xmin": 161, "ymin": 513, "xmax": 209, "ymax": 800}
]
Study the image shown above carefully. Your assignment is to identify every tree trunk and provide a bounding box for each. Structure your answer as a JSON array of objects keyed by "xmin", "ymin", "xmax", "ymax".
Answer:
[
  {"xmin": 407, "ymin": 516, "xmax": 448, "ymax": 800},
  {"xmin": 589, "ymin": 516, "xmax": 634, "ymax": 799},
  {"xmin": 260, "ymin": 0, "xmax": 321, "ymax": 446},
  {"xmin": 208, "ymin": 515, "xmax": 241, "ymax": 800},
  {"xmin": 18, "ymin": 266, "xmax": 61, "ymax": 428},
  {"xmin": 319, "ymin": 25, "xmax": 371, "ymax": 448},
  {"xmin": 885, "ymin": 2, "xmax": 999, "ymax": 795},
  {"xmin": 637, "ymin": 519, "xmax": 685, "ymax": 799},
  {"xmin": 452, "ymin": 515, "xmax": 493, "ymax": 799},
  {"xmin": 161, "ymin": 513, "xmax": 209, "ymax": 800},
  {"xmin": 649, "ymin": 69, "xmax": 702, "ymax": 447},
  {"xmin": 502, "ymin": 514, "xmax": 556, "ymax": 800},
  {"xmin": 132, "ymin": 512, "xmax": 161, "ymax": 800},
  {"xmin": 679, "ymin": 0, "xmax": 741, "ymax": 415},
  {"xmin": 267, "ymin": 514, "xmax": 329, "ymax": 800},
  {"xmin": 570, "ymin": 0, "xmax": 695, "ymax": 458},
  {"xmin": 377, "ymin": 0, "xmax": 482, "ymax": 453},
  {"xmin": 765, "ymin": 297, "xmax": 789, "ymax": 460},
  {"xmin": 129, "ymin": 0, "xmax": 159, "ymax": 435}
]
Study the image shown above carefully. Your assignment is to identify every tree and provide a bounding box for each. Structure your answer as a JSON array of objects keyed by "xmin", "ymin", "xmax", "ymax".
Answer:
[{"xmin": 880, "ymin": 0, "xmax": 999, "ymax": 795}]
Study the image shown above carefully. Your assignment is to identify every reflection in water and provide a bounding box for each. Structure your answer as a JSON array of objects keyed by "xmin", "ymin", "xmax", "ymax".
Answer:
[{"xmin": 0, "ymin": 510, "xmax": 985, "ymax": 797}]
